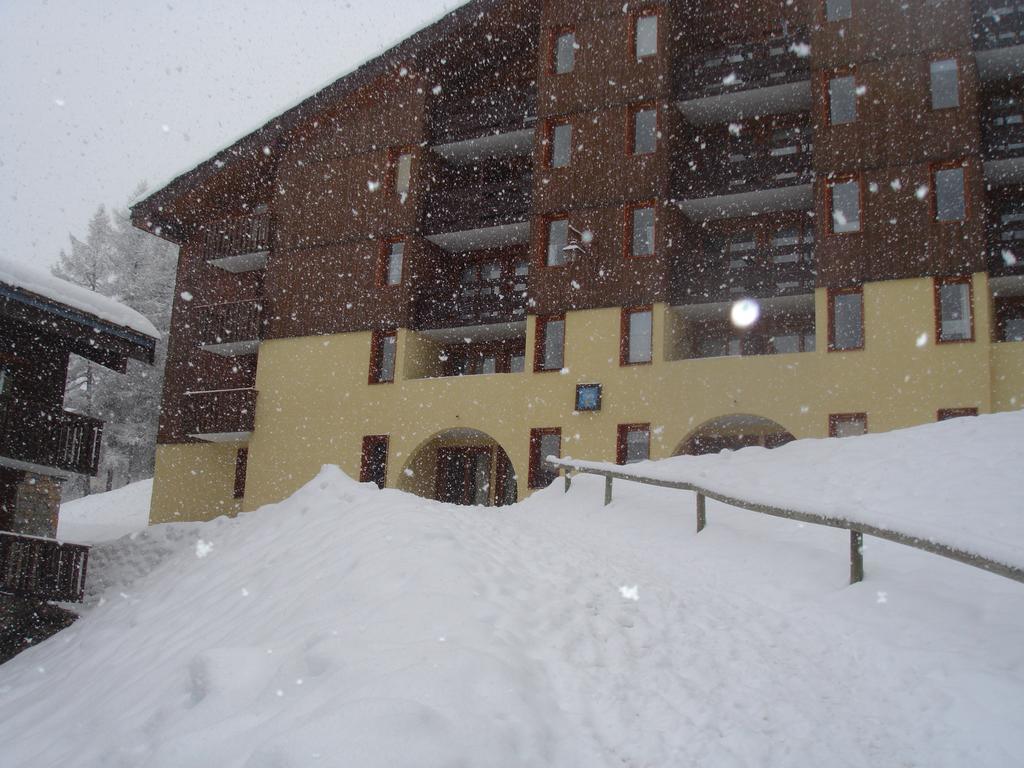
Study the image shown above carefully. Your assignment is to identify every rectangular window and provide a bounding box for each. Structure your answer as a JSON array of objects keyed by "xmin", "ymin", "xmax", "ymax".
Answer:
[
  {"xmin": 829, "ymin": 177, "xmax": 861, "ymax": 233},
  {"xmin": 534, "ymin": 315, "xmax": 565, "ymax": 372},
  {"xmin": 629, "ymin": 205, "xmax": 656, "ymax": 257},
  {"xmin": 829, "ymin": 287, "xmax": 864, "ymax": 351},
  {"xmin": 553, "ymin": 30, "xmax": 576, "ymax": 74},
  {"xmin": 935, "ymin": 277, "xmax": 973, "ymax": 343},
  {"xmin": 828, "ymin": 75, "xmax": 857, "ymax": 125},
  {"xmin": 617, "ymin": 424, "xmax": 651, "ymax": 465},
  {"xmin": 546, "ymin": 217, "xmax": 569, "ymax": 266},
  {"xmin": 934, "ymin": 165, "xmax": 966, "ymax": 221},
  {"xmin": 829, "ymin": 413, "xmax": 867, "ymax": 438},
  {"xmin": 233, "ymin": 448, "xmax": 248, "ymax": 499},
  {"xmin": 369, "ymin": 330, "xmax": 397, "ymax": 383},
  {"xmin": 634, "ymin": 12, "xmax": 658, "ymax": 58},
  {"xmin": 937, "ymin": 407, "xmax": 978, "ymax": 421},
  {"xmin": 631, "ymin": 106, "xmax": 658, "ymax": 155},
  {"xmin": 550, "ymin": 122, "xmax": 572, "ymax": 168},
  {"xmin": 394, "ymin": 152, "xmax": 413, "ymax": 199},
  {"xmin": 930, "ymin": 59, "xmax": 960, "ymax": 110},
  {"xmin": 825, "ymin": 0, "xmax": 852, "ymax": 21},
  {"xmin": 529, "ymin": 428, "xmax": 562, "ymax": 489},
  {"xmin": 360, "ymin": 435, "xmax": 389, "ymax": 489},
  {"xmin": 382, "ymin": 240, "xmax": 404, "ymax": 286},
  {"xmin": 621, "ymin": 306, "xmax": 653, "ymax": 365}
]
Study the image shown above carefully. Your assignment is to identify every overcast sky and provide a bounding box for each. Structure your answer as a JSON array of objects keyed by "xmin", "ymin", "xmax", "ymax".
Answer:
[{"xmin": 0, "ymin": 0, "xmax": 463, "ymax": 266}]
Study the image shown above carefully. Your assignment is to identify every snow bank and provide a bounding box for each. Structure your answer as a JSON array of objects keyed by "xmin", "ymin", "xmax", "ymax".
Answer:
[
  {"xmin": 57, "ymin": 479, "xmax": 153, "ymax": 544},
  {"xmin": 0, "ymin": 254, "xmax": 159, "ymax": 338},
  {"xmin": 1, "ymin": 419, "xmax": 1023, "ymax": 767},
  {"xmin": 558, "ymin": 410, "xmax": 1024, "ymax": 571}
]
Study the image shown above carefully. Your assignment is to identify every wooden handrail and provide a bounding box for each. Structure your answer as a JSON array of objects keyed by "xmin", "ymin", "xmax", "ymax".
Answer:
[
  {"xmin": 0, "ymin": 532, "xmax": 90, "ymax": 602},
  {"xmin": 547, "ymin": 458, "xmax": 1024, "ymax": 587}
]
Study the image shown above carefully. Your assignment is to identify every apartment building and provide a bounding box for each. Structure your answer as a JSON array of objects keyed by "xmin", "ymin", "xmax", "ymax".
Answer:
[{"xmin": 131, "ymin": 0, "xmax": 1024, "ymax": 521}]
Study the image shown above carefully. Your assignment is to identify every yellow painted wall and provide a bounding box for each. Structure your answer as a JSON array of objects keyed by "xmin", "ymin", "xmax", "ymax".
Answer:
[
  {"xmin": 150, "ymin": 442, "xmax": 244, "ymax": 524},
  {"xmin": 152, "ymin": 272, "xmax": 1020, "ymax": 522}
]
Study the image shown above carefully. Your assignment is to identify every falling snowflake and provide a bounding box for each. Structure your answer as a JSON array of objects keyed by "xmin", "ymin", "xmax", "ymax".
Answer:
[
  {"xmin": 619, "ymin": 585, "xmax": 640, "ymax": 601},
  {"xmin": 195, "ymin": 539, "xmax": 213, "ymax": 558}
]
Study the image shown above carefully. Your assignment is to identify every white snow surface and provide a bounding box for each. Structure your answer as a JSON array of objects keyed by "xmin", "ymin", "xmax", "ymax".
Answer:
[
  {"xmin": 57, "ymin": 479, "xmax": 153, "ymax": 544},
  {"xmin": 1, "ymin": 416, "xmax": 1023, "ymax": 766},
  {"xmin": 0, "ymin": 254, "xmax": 159, "ymax": 338},
  {"xmin": 557, "ymin": 410, "xmax": 1024, "ymax": 571}
]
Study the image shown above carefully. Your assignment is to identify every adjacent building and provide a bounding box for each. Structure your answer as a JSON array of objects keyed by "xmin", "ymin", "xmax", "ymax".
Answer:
[{"xmin": 131, "ymin": 0, "xmax": 1024, "ymax": 521}]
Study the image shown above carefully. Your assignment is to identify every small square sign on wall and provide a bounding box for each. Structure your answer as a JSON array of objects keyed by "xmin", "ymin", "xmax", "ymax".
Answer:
[{"xmin": 575, "ymin": 383, "xmax": 602, "ymax": 412}]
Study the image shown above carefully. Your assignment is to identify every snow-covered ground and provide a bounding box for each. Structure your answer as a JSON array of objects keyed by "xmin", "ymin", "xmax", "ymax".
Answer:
[
  {"xmin": 1, "ymin": 416, "xmax": 1023, "ymax": 767},
  {"xmin": 56, "ymin": 479, "xmax": 153, "ymax": 545}
]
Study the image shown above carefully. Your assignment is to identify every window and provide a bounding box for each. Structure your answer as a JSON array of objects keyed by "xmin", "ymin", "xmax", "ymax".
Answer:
[
  {"xmin": 575, "ymin": 383, "xmax": 602, "ymax": 412},
  {"xmin": 546, "ymin": 217, "xmax": 569, "ymax": 266},
  {"xmin": 937, "ymin": 407, "xmax": 978, "ymax": 421},
  {"xmin": 933, "ymin": 165, "xmax": 966, "ymax": 222},
  {"xmin": 631, "ymin": 106, "xmax": 658, "ymax": 155},
  {"xmin": 628, "ymin": 205, "xmax": 656, "ymax": 257},
  {"xmin": 828, "ymin": 177, "xmax": 861, "ymax": 234},
  {"xmin": 825, "ymin": 0, "xmax": 852, "ymax": 21},
  {"xmin": 634, "ymin": 11, "xmax": 658, "ymax": 58},
  {"xmin": 381, "ymin": 239, "xmax": 404, "ymax": 286},
  {"xmin": 930, "ymin": 59, "xmax": 960, "ymax": 110},
  {"xmin": 534, "ymin": 315, "xmax": 565, "ymax": 372},
  {"xmin": 360, "ymin": 435, "xmax": 389, "ymax": 489},
  {"xmin": 828, "ymin": 287, "xmax": 864, "ymax": 351},
  {"xmin": 369, "ymin": 330, "xmax": 397, "ymax": 383},
  {"xmin": 550, "ymin": 122, "xmax": 572, "ymax": 168},
  {"xmin": 617, "ymin": 424, "xmax": 651, "ymax": 464},
  {"xmin": 935, "ymin": 277, "xmax": 973, "ymax": 343},
  {"xmin": 553, "ymin": 30, "xmax": 576, "ymax": 74},
  {"xmin": 828, "ymin": 75, "xmax": 857, "ymax": 125},
  {"xmin": 233, "ymin": 448, "xmax": 248, "ymax": 499},
  {"xmin": 394, "ymin": 152, "xmax": 413, "ymax": 200},
  {"xmin": 529, "ymin": 428, "xmax": 562, "ymax": 489},
  {"xmin": 829, "ymin": 413, "xmax": 867, "ymax": 437},
  {"xmin": 621, "ymin": 306, "xmax": 653, "ymax": 365}
]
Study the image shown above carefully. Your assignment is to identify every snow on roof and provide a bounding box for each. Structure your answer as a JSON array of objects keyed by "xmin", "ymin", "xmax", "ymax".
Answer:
[{"xmin": 0, "ymin": 254, "xmax": 159, "ymax": 340}]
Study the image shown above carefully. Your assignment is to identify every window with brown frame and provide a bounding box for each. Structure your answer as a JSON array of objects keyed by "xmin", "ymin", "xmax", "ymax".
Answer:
[
  {"xmin": 378, "ymin": 239, "xmax": 405, "ymax": 286},
  {"xmin": 930, "ymin": 58, "xmax": 960, "ymax": 110},
  {"xmin": 826, "ymin": 71, "xmax": 857, "ymax": 125},
  {"xmin": 935, "ymin": 276, "xmax": 974, "ymax": 343},
  {"xmin": 233, "ymin": 447, "xmax": 248, "ymax": 499},
  {"xmin": 551, "ymin": 29, "xmax": 576, "ymax": 75},
  {"xmin": 932, "ymin": 162, "xmax": 967, "ymax": 222},
  {"xmin": 369, "ymin": 330, "xmax": 397, "ymax": 383},
  {"xmin": 829, "ymin": 412, "xmax": 867, "ymax": 437},
  {"xmin": 534, "ymin": 314, "xmax": 565, "ymax": 372},
  {"xmin": 544, "ymin": 216, "xmax": 569, "ymax": 266},
  {"xmin": 828, "ymin": 286, "xmax": 864, "ymax": 351},
  {"xmin": 392, "ymin": 151, "xmax": 413, "ymax": 200},
  {"xmin": 827, "ymin": 175, "xmax": 862, "ymax": 234},
  {"xmin": 617, "ymin": 423, "xmax": 651, "ymax": 464},
  {"xmin": 937, "ymin": 407, "xmax": 978, "ymax": 421},
  {"xmin": 632, "ymin": 9, "xmax": 659, "ymax": 59},
  {"xmin": 360, "ymin": 435, "xmax": 389, "ymax": 489},
  {"xmin": 548, "ymin": 120, "xmax": 573, "ymax": 168},
  {"xmin": 529, "ymin": 427, "xmax": 562, "ymax": 488},
  {"xmin": 621, "ymin": 306, "xmax": 653, "ymax": 365},
  {"xmin": 824, "ymin": 0, "xmax": 852, "ymax": 21},
  {"xmin": 627, "ymin": 203, "xmax": 656, "ymax": 257},
  {"xmin": 629, "ymin": 104, "xmax": 658, "ymax": 155}
]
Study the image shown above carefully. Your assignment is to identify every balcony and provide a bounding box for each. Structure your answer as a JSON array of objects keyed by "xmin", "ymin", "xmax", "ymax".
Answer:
[
  {"xmin": 404, "ymin": 324, "xmax": 527, "ymax": 380},
  {"xmin": 0, "ymin": 532, "xmax": 89, "ymax": 602},
  {"xmin": 671, "ymin": 239, "xmax": 816, "ymax": 305},
  {"xmin": 675, "ymin": 30, "xmax": 811, "ymax": 124},
  {"xmin": 182, "ymin": 388, "xmax": 257, "ymax": 442},
  {"xmin": 414, "ymin": 258, "xmax": 529, "ymax": 331},
  {"xmin": 0, "ymin": 396, "xmax": 102, "ymax": 476},
  {"xmin": 988, "ymin": 196, "xmax": 1024, "ymax": 275},
  {"xmin": 981, "ymin": 85, "xmax": 1024, "ymax": 183},
  {"xmin": 973, "ymin": 1, "xmax": 1024, "ymax": 50},
  {"xmin": 196, "ymin": 299, "xmax": 263, "ymax": 356},
  {"xmin": 430, "ymin": 85, "xmax": 537, "ymax": 149},
  {"xmin": 200, "ymin": 211, "xmax": 272, "ymax": 272}
]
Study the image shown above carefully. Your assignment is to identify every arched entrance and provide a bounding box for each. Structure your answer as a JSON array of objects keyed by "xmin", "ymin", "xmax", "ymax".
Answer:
[
  {"xmin": 675, "ymin": 414, "xmax": 795, "ymax": 456},
  {"xmin": 399, "ymin": 428, "xmax": 518, "ymax": 506}
]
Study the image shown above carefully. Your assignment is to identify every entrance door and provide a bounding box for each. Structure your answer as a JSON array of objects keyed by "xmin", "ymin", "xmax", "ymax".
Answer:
[{"xmin": 436, "ymin": 447, "xmax": 492, "ymax": 505}]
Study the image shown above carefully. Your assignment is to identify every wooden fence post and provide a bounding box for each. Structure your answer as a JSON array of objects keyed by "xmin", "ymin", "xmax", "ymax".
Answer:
[
  {"xmin": 850, "ymin": 530, "xmax": 864, "ymax": 584},
  {"xmin": 696, "ymin": 493, "xmax": 706, "ymax": 533},
  {"xmin": 604, "ymin": 476, "xmax": 613, "ymax": 506},
  {"xmin": 563, "ymin": 469, "xmax": 571, "ymax": 493}
]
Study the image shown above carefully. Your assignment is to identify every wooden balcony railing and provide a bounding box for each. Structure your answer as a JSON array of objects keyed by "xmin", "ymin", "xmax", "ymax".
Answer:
[
  {"xmin": 671, "ymin": 241, "xmax": 817, "ymax": 304},
  {"xmin": 414, "ymin": 267, "xmax": 529, "ymax": 330},
  {"xmin": 981, "ymin": 91, "xmax": 1024, "ymax": 161},
  {"xmin": 0, "ymin": 532, "xmax": 89, "ymax": 602},
  {"xmin": 181, "ymin": 388, "xmax": 257, "ymax": 436},
  {"xmin": 430, "ymin": 85, "xmax": 537, "ymax": 145},
  {"xmin": 973, "ymin": 1, "xmax": 1024, "ymax": 49},
  {"xmin": 0, "ymin": 395, "xmax": 103, "ymax": 476},
  {"xmin": 199, "ymin": 212, "xmax": 272, "ymax": 261},
  {"xmin": 196, "ymin": 300, "xmax": 263, "ymax": 349},
  {"xmin": 989, "ymin": 200, "xmax": 1024, "ymax": 276},
  {"xmin": 675, "ymin": 29, "xmax": 811, "ymax": 101},
  {"xmin": 423, "ymin": 167, "xmax": 533, "ymax": 234}
]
